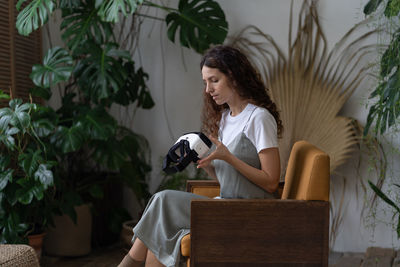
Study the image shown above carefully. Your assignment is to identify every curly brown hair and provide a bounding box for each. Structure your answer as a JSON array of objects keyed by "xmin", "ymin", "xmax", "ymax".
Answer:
[{"xmin": 200, "ymin": 45, "xmax": 283, "ymax": 138}]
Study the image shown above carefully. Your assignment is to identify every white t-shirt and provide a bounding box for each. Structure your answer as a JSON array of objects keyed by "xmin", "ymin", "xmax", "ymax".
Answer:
[{"xmin": 219, "ymin": 103, "xmax": 278, "ymax": 153}]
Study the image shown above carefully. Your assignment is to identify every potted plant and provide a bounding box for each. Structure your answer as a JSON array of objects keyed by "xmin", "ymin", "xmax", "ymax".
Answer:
[
  {"xmin": 0, "ymin": 91, "xmax": 56, "ymax": 259},
  {"xmin": 14, "ymin": 0, "xmax": 228, "ymax": 253}
]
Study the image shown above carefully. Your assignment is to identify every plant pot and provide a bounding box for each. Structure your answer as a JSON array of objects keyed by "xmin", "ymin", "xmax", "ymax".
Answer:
[
  {"xmin": 44, "ymin": 204, "xmax": 92, "ymax": 256},
  {"xmin": 28, "ymin": 232, "xmax": 46, "ymax": 261},
  {"xmin": 120, "ymin": 220, "xmax": 138, "ymax": 248}
]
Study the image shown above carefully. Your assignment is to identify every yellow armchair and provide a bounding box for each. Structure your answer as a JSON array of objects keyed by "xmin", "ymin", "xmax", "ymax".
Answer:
[{"xmin": 181, "ymin": 140, "xmax": 330, "ymax": 266}]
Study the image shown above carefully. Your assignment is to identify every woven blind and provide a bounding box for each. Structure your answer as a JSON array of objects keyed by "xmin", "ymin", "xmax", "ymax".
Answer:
[{"xmin": 0, "ymin": 0, "xmax": 42, "ymax": 106}]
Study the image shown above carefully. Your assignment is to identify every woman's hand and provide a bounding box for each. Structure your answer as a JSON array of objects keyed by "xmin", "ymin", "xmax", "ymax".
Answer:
[{"xmin": 197, "ymin": 136, "xmax": 231, "ymax": 169}]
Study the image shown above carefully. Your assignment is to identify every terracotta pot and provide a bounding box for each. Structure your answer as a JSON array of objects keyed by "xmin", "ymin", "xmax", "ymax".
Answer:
[
  {"xmin": 28, "ymin": 232, "xmax": 46, "ymax": 261},
  {"xmin": 120, "ymin": 220, "xmax": 138, "ymax": 248},
  {"xmin": 44, "ymin": 204, "xmax": 92, "ymax": 256}
]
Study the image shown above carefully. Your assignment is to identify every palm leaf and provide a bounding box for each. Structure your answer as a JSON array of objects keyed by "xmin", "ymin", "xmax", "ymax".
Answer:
[{"xmin": 229, "ymin": 1, "xmax": 378, "ymax": 175}]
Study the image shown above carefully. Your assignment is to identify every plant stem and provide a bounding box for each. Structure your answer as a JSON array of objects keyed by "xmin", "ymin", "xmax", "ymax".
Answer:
[
  {"xmin": 142, "ymin": 1, "xmax": 178, "ymax": 12},
  {"xmin": 136, "ymin": 13, "xmax": 164, "ymax": 21}
]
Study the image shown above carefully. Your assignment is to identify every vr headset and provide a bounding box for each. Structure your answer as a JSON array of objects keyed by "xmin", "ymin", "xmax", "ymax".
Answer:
[{"xmin": 162, "ymin": 132, "xmax": 212, "ymax": 175}]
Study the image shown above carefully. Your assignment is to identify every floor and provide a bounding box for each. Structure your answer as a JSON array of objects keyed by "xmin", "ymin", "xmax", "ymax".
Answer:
[
  {"xmin": 40, "ymin": 244, "xmax": 400, "ymax": 267},
  {"xmin": 41, "ymin": 243, "xmax": 127, "ymax": 267}
]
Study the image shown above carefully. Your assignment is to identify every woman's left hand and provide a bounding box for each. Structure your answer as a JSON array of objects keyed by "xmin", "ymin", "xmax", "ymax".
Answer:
[{"xmin": 197, "ymin": 136, "xmax": 231, "ymax": 168}]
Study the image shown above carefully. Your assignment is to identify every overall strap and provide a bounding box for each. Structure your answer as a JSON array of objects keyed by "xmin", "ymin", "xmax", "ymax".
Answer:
[{"xmin": 243, "ymin": 106, "xmax": 258, "ymax": 132}]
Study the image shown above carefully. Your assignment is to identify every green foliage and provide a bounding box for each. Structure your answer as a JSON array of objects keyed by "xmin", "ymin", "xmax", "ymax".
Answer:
[
  {"xmin": 96, "ymin": 0, "xmax": 144, "ymax": 23},
  {"xmin": 364, "ymin": 0, "xmax": 400, "ymax": 135},
  {"xmin": 165, "ymin": 0, "xmax": 228, "ymax": 53},
  {"xmin": 60, "ymin": 1, "xmax": 113, "ymax": 52},
  {"xmin": 0, "ymin": 97, "xmax": 55, "ymax": 243},
  {"xmin": 13, "ymin": 0, "xmax": 227, "ymax": 229},
  {"xmin": 16, "ymin": 0, "xmax": 56, "ymax": 36},
  {"xmin": 368, "ymin": 180, "xmax": 400, "ymax": 238},
  {"xmin": 30, "ymin": 47, "xmax": 74, "ymax": 88}
]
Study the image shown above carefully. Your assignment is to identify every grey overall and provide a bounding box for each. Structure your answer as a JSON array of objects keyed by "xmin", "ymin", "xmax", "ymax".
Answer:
[{"xmin": 132, "ymin": 112, "xmax": 275, "ymax": 267}]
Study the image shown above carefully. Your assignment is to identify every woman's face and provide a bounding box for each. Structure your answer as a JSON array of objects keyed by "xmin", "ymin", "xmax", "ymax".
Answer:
[{"xmin": 201, "ymin": 66, "xmax": 236, "ymax": 106}]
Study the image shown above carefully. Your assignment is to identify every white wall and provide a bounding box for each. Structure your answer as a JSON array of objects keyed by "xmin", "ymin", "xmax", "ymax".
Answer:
[{"xmin": 44, "ymin": 0, "xmax": 400, "ymax": 252}]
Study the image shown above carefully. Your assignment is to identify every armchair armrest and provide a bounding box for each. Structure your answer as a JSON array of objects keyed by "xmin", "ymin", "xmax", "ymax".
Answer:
[
  {"xmin": 190, "ymin": 199, "xmax": 329, "ymax": 266},
  {"xmin": 186, "ymin": 180, "xmax": 220, "ymax": 198}
]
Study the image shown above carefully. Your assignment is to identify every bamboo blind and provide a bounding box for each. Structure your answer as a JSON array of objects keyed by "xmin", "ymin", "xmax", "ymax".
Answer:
[{"xmin": 0, "ymin": 0, "xmax": 42, "ymax": 106}]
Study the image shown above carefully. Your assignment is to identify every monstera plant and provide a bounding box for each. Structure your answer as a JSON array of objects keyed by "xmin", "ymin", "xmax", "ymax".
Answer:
[{"xmin": 14, "ymin": 0, "xmax": 228, "ymax": 238}]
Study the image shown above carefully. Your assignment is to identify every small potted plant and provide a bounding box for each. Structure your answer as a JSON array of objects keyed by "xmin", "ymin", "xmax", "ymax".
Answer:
[{"xmin": 0, "ymin": 91, "xmax": 56, "ymax": 259}]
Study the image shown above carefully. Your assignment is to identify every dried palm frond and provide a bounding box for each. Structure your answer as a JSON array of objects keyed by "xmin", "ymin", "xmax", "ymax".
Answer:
[{"xmin": 228, "ymin": 0, "xmax": 378, "ymax": 177}]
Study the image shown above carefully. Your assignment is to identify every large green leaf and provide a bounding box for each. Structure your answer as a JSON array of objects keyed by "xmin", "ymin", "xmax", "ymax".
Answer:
[
  {"xmin": 0, "ymin": 129, "xmax": 16, "ymax": 150},
  {"xmin": 30, "ymin": 87, "xmax": 52, "ymax": 100},
  {"xmin": 77, "ymin": 107, "xmax": 116, "ymax": 140},
  {"xmin": 16, "ymin": 178, "xmax": 45, "ymax": 203},
  {"xmin": 0, "ymin": 108, "xmax": 13, "ymax": 132},
  {"xmin": 0, "ymin": 90, "xmax": 10, "ymax": 100},
  {"xmin": 91, "ymin": 137, "xmax": 130, "ymax": 170},
  {"xmin": 165, "ymin": 0, "xmax": 228, "ymax": 53},
  {"xmin": 16, "ymin": 0, "xmax": 56, "ymax": 36},
  {"xmin": 0, "ymin": 156, "xmax": 11, "ymax": 171},
  {"xmin": 114, "ymin": 62, "xmax": 154, "ymax": 108},
  {"xmin": 96, "ymin": 0, "xmax": 144, "ymax": 23},
  {"xmin": 363, "ymin": 0, "xmax": 384, "ymax": 14},
  {"xmin": 18, "ymin": 149, "xmax": 41, "ymax": 177},
  {"xmin": 30, "ymin": 47, "xmax": 73, "ymax": 88},
  {"xmin": 61, "ymin": 3, "xmax": 113, "ymax": 51},
  {"xmin": 34, "ymin": 164, "xmax": 54, "ymax": 189},
  {"xmin": 0, "ymin": 169, "xmax": 13, "ymax": 191},
  {"xmin": 31, "ymin": 106, "xmax": 58, "ymax": 137},
  {"xmin": 75, "ymin": 42, "xmax": 130, "ymax": 102},
  {"xmin": 0, "ymin": 100, "xmax": 32, "ymax": 133},
  {"xmin": 51, "ymin": 125, "xmax": 85, "ymax": 153},
  {"xmin": 368, "ymin": 180, "xmax": 400, "ymax": 213}
]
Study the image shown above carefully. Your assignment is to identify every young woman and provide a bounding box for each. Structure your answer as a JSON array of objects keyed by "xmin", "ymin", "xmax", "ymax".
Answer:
[{"xmin": 118, "ymin": 45, "xmax": 283, "ymax": 267}]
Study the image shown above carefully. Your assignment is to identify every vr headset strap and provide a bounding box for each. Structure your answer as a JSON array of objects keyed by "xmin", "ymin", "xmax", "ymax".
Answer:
[{"xmin": 162, "ymin": 140, "xmax": 200, "ymax": 175}]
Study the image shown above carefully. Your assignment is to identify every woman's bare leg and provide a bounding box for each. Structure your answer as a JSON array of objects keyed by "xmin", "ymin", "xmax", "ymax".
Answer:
[
  {"xmin": 118, "ymin": 238, "xmax": 148, "ymax": 267},
  {"xmin": 129, "ymin": 238, "xmax": 148, "ymax": 261},
  {"xmin": 145, "ymin": 250, "xmax": 165, "ymax": 267}
]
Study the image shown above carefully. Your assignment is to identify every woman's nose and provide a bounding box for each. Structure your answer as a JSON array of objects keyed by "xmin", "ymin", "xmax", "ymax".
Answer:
[{"xmin": 205, "ymin": 83, "xmax": 213, "ymax": 94}]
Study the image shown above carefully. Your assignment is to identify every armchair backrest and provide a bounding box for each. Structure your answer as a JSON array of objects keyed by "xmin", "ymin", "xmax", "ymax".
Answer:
[{"xmin": 281, "ymin": 140, "xmax": 330, "ymax": 201}]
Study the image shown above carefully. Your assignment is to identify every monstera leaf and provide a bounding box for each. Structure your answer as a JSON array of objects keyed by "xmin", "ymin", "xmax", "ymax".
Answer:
[
  {"xmin": 165, "ymin": 0, "xmax": 228, "ymax": 53},
  {"xmin": 96, "ymin": 0, "xmax": 144, "ymax": 23},
  {"xmin": 16, "ymin": 0, "xmax": 55, "ymax": 36},
  {"xmin": 51, "ymin": 125, "xmax": 85, "ymax": 153},
  {"xmin": 30, "ymin": 47, "xmax": 74, "ymax": 89},
  {"xmin": 61, "ymin": 2, "xmax": 113, "ymax": 51},
  {"xmin": 114, "ymin": 61, "xmax": 154, "ymax": 108},
  {"xmin": 75, "ymin": 42, "xmax": 131, "ymax": 102},
  {"xmin": 76, "ymin": 107, "xmax": 116, "ymax": 140}
]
